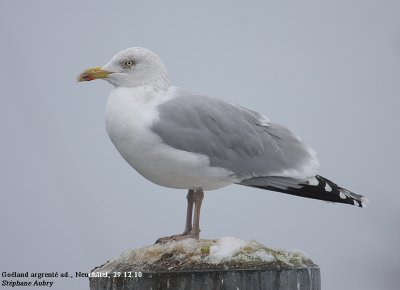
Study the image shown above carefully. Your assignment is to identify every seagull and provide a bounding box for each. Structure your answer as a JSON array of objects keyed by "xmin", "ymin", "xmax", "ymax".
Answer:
[{"xmin": 78, "ymin": 47, "xmax": 368, "ymax": 243}]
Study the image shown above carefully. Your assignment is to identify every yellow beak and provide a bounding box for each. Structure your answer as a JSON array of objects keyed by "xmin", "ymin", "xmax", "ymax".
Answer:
[{"xmin": 77, "ymin": 66, "xmax": 111, "ymax": 82}]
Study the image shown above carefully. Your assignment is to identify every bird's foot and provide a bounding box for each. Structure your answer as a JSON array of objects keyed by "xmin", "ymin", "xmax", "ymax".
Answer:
[{"xmin": 155, "ymin": 231, "xmax": 199, "ymax": 244}]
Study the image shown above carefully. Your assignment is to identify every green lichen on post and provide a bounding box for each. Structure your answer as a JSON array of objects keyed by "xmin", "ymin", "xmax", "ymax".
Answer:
[
  {"xmin": 199, "ymin": 239, "xmax": 214, "ymax": 256},
  {"xmin": 200, "ymin": 246, "xmax": 210, "ymax": 255}
]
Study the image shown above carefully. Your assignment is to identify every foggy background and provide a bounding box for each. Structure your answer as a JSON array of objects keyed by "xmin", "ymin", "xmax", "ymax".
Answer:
[{"xmin": 1, "ymin": 1, "xmax": 399, "ymax": 289}]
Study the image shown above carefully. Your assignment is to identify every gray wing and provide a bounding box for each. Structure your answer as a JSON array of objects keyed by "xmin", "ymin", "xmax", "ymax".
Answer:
[{"xmin": 152, "ymin": 87, "xmax": 318, "ymax": 180}]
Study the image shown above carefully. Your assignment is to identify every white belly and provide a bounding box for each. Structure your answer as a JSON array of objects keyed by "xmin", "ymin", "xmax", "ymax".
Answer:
[{"xmin": 104, "ymin": 87, "xmax": 234, "ymax": 190}]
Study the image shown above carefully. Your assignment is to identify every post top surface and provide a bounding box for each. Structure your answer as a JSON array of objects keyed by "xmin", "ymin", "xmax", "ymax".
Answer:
[{"xmin": 92, "ymin": 237, "xmax": 318, "ymax": 273}]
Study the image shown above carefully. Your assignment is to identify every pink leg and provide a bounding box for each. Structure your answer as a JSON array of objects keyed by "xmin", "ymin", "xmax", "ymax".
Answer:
[{"xmin": 156, "ymin": 189, "xmax": 204, "ymax": 244}]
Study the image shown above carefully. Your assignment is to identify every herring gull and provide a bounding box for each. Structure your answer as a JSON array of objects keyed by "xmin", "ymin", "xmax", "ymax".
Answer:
[{"xmin": 78, "ymin": 47, "xmax": 368, "ymax": 243}]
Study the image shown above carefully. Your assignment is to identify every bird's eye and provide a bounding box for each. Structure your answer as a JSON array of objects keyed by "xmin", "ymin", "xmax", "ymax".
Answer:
[{"xmin": 123, "ymin": 60, "xmax": 135, "ymax": 68}]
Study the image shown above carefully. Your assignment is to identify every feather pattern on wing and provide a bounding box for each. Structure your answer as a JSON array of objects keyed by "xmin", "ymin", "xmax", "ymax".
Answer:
[{"xmin": 152, "ymin": 87, "xmax": 319, "ymax": 180}]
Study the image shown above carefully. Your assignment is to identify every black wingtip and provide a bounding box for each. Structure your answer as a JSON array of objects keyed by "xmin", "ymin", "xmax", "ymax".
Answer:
[{"xmin": 239, "ymin": 175, "xmax": 368, "ymax": 208}]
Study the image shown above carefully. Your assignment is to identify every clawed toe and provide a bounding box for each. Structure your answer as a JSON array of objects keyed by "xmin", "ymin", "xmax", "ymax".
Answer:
[{"xmin": 155, "ymin": 232, "xmax": 198, "ymax": 244}]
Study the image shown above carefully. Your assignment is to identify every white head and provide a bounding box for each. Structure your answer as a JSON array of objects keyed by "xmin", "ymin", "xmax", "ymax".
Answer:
[{"xmin": 78, "ymin": 47, "xmax": 169, "ymax": 90}]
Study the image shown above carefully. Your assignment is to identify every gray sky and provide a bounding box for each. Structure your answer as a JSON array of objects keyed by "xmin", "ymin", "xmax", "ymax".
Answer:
[{"xmin": 1, "ymin": 1, "xmax": 399, "ymax": 289}]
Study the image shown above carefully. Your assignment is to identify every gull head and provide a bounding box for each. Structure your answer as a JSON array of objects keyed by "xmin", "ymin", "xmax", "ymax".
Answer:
[{"xmin": 77, "ymin": 47, "xmax": 169, "ymax": 89}]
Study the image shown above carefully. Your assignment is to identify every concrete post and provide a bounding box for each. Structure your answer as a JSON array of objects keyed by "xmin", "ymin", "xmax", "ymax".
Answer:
[{"xmin": 89, "ymin": 238, "xmax": 321, "ymax": 290}]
